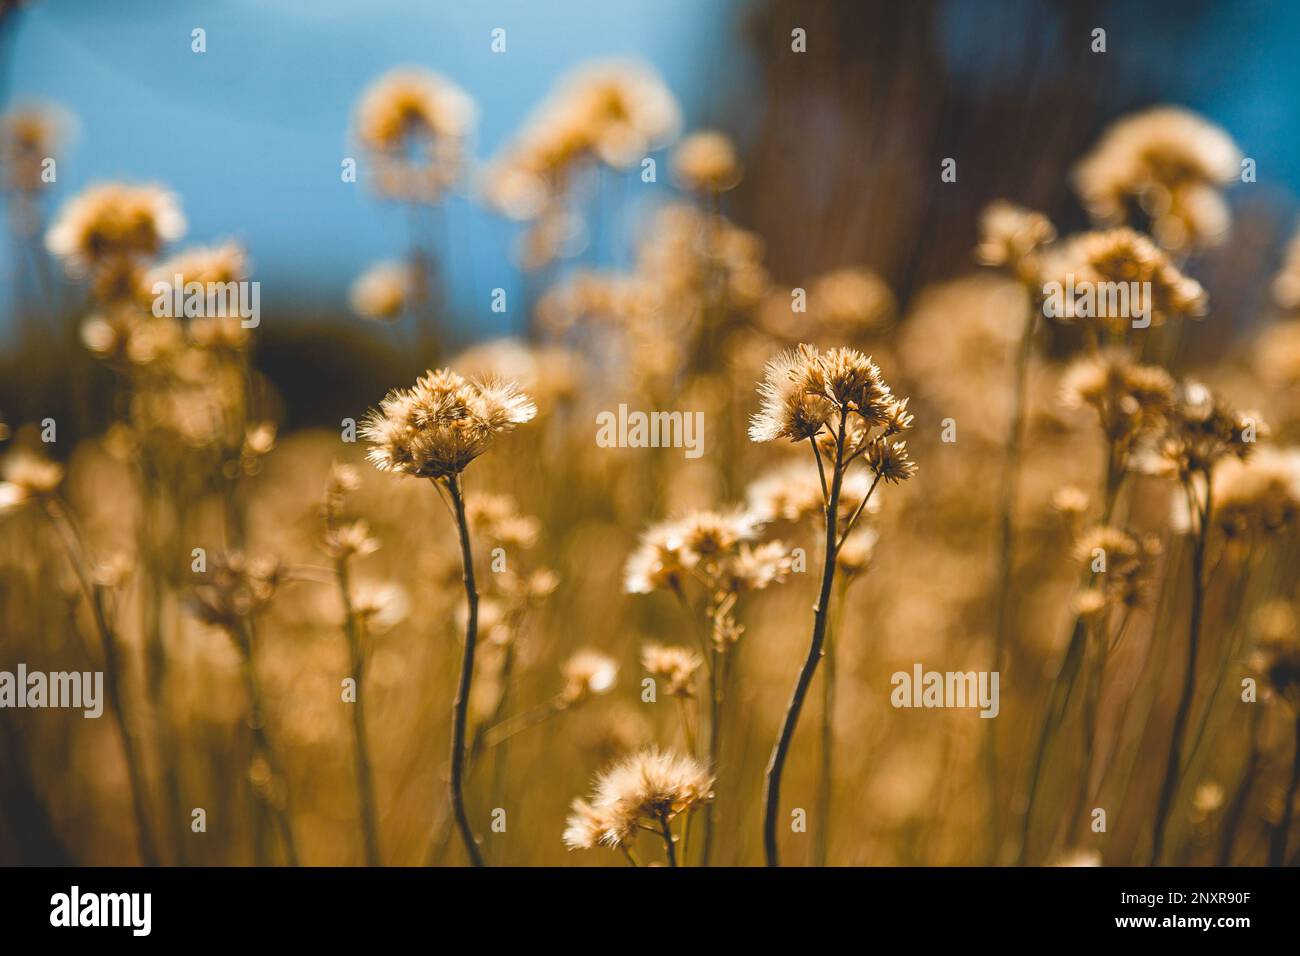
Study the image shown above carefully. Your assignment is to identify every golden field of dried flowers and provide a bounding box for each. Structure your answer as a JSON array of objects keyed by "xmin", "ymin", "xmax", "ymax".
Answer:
[{"xmin": 3, "ymin": 42, "xmax": 1300, "ymax": 871}]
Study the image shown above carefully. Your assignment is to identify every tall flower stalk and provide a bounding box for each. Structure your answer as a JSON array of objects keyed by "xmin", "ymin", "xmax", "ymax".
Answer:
[
  {"xmin": 1, "ymin": 450, "xmax": 158, "ymax": 867},
  {"xmin": 188, "ymin": 553, "xmax": 299, "ymax": 865},
  {"xmin": 749, "ymin": 345, "xmax": 915, "ymax": 866},
  {"xmin": 625, "ymin": 510, "xmax": 794, "ymax": 864},
  {"xmin": 974, "ymin": 200, "xmax": 1056, "ymax": 861},
  {"xmin": 1017, "ymin": 348, "xmax": 1174, "ymax": 862},
  {"xmin": 320, "ymin": 464, "xmax": 383, "ymax": 866},
  {"xmin": 43, "ymin": 493, "xmax": 159, "ymax": 867},
  {"xmin": 1146, "ymin": 382, "xmax": 1256, "ymax": 863},
  {"xmin": 361, "ymin": 367, "xmax": 536, "ymax": 867}
]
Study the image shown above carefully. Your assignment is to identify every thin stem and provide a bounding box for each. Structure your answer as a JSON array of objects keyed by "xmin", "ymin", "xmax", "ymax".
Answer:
[
  {"xmin": 137, "ymin": 455, "xmax": 185, "ymax": 865},
  {"xmin": 809, "ymin": 434, "xmax": 829, "ymax": 504},
  {"xmin": 336, "ymin": 555, "xmax": 382, "ymax": 866},
  {"xmin": 987, "ymin": 296, "xmax": 1036, "ymax": 863},
  {"xmin": 762, "ymin": 412, "xmax": 847, "ymax": 866},
  {"xmin": 1015, "ymin": 440, "xmax": 1126, "ymax": 864},
  {"xmin": 43, "ymin": 499, "xmax": 159, "ymax": 867},
  {"xmin": 700, "ymin": 641, "xmax": 722, "ymax": 866},
  {"xmin": 675, "ymin": 695, "xmax": 699, "ymax": 755},
  {"xmin": 659, "ymin": 813, "xmax": 678, "ymax": 867},
  {"xmin": 238, "ymin": 615, "xmax": 299, "ymax": 866},
  {"xmin": 815, "ymin": 575, "xmax": 849, "ymax": 866},
  {"xmin": 444, "ymin": 475, "xmax": 485, "ymax": 867},
  {"xmin": 668, "ymin": 580, "xmax": 714, "ymax": 672},
  {"xmin": 1149, "ymin": 477, "xmax": 1211, "ymax": 865},
  {"xmin": 479, "ymin": 697, "xmax": 563, "ymax": 751},
  {"xmin": 1062, "ymin": 618, "xmax": 1106, "ymax": 850},
  {"xmin": 835, "ymin": 474, "xmax": 882, "ymax": 551}
]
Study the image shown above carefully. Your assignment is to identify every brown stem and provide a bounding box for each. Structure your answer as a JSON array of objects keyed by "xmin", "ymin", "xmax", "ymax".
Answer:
[
  {"xmin": 1016, "ymin": 440, "xmax": 1126, "ymax": 864},
  {"xmin": 814, "ymin": 575, "xmax": 848, "ymax": 867},
  {"xmin": 762, "ymin": 416, "xmax": 846, "ymax": 866},
  {"xmin": 987, "ymin": 295, "xmax": 1036, "ymax": 862},
  {"xmin": 700, "ymin": 640, "xmax": 723, "ymax": 866},
  {"xmin": 237, "ymin": 616, "xmax": 299, "ymax": 866},
  {"xmin": 336, "ymin": 556, "xmax": 382, "ymax": 866},
  {"xmin": 44, "ymin": 499, "xmax": 159, "ymax": 867},
  {"xmin": 1150, "ymin": 478, "xmax": 1211, "ymax": 864},
  {"xmin": 660, "ymin": 813, "xmax": 678, "ymax": 867},
  {"xmin": 444, "ymin": 475, "xmax": 485, "ymax": 867}
]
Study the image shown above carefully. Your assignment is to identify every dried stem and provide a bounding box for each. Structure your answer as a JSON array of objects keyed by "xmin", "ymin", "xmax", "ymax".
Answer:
[
  {"xmin": 763, "ymin": 414, "xmax": 847, "ymax": 866},
  {"xmin": 44, "ymin": 498, "xmax": 159, "ymax": 867},
  {"xmin": 987, "ymin": 297, "xmax": 1036, "ymax": 862},
  {"xmin": 238, "ymin": 614, "xmax": 299, "ymax": 866},
  {"xmin": 444, "ymin": 474, "xmax": 485, "ymax": 867},
  {"xmin": 335, "ymin": 555, "xmax": 382, "ymax": 866},
  {"xmin": 659, "ymin": 812, "xmax": 678, "ymax": 867},
  {"xmin": 1149, "ymin": 477, "xmax": 1212, "ymax": 864},
  {"xmin": 815, "ymin": 575, "xmax": 849, "ymax": 866},
  {"xmin": 1016, "ymin": 439, "xmax": 1125, "ymax": 864}
]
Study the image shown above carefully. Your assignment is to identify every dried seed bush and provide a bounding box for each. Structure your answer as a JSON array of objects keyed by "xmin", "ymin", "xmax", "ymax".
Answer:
[{"xmin": 3, "ymin": 33, "xmax": 1300, "ymax": 874}]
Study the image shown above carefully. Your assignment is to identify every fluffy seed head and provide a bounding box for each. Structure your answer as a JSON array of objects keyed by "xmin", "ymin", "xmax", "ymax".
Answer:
[
  {"xmin": 641, "ymin": 643, "xmax": 702, "ymax": 697},
  {"xmin": 563, "ymin": 748, "xmax": 713, "ymax": 851},
  {"xmin": 360, "ymin": 368, "xmax": 536, "ymax": 480}
]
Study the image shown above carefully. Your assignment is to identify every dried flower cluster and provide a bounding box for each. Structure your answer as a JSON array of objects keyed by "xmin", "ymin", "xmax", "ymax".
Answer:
[{"xmin": 361, "ymin": 369, "xmax": 536, "ymax": 480}]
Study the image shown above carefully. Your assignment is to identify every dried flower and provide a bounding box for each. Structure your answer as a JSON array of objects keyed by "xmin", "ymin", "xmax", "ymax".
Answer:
[
  {"xmin": 351, "ymin": 581, "xmax": 409, "ymax": 635},
  {"xmin": 865, "ymin": 437, "xmax": 917, "ymax": 484},
  {"xmin": 1060, "ymin": 348, "xmax": 1174, "ymax": 446},
  {"xmin": 560, "ymin": 650, "xmax": 619, "ymax": 706},
  {"xmin": 1044, "ymin": 228, "xmax": 1207, "ymax": 330},
  {"xmin": 322, "ymin": 519, "xmax": 380, "ymax": 560},
  {"xmin": 464, "ymin": 492, "xmax": 540, "ymax": 549},
  {"xmin": 349, "ymin": 261, "xmax": 413, "ymax": 322},
  {"xmin": 1, "ymin": 101, "xmax": 70, "ymax": 194},
  {"xmin": 641, "ymin": 643, "xmax": 702, "ymax": 698},
  {"xmin": 0, "ymin": 449, "xmax": 64, "ymax": 514},
  {"xmin": 749, "ymin": 344, "xmax": 835, "ymax": 443},
  {"xmin": 836, "ymin": 528, "xmax": 878, "ymax": 577},
  {"xmin": 354, "ymin": 67, "xmax": 476, "ymax": 202},
  {"xmin": 976, "ymin": 200, "xmax": 1056, "ymax": 283},
  {"xmin": 1143, "ymin": 382, "xmax": 1259, "ymax": 480},
  {"xmin": 46, "ymin": 182, "xmax": 185, "ymax": 276},
  {"xmin": 1211, "ymin": 447, "xmax": 1300, "ymax": 538},
  {"xmin": 187, "ymin": 553, "xmax": 282, "ymax": 637},
  {"xmin": 719, "ymin": 540, "xmax": 793, "ymax": 592},
  {"xmin": 361, "ymin": 368, "xmax": 536, "ymax": 480},
  {"xmin": 1072, "ymin": 525, "xmax": 1158, "ymax": 614},
  {"xmin": 672, "ymin": 130, "xmax": 741, "ymax": 193},
  {"xmin": 1073, "ymin": 106, "xmax": 1241, "ymax": 251},
  {"xmin": 563, "ymin": 748, "xmax": 713, "ymax": 851}
]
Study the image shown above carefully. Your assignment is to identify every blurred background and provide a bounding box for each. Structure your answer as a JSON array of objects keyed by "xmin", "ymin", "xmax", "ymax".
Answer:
[
  {"xmin": 4, "ymin": 0, "xmax": 1299, "ymax": 423},
  {"xmin": 2, "ymin": 0, "xmax": 1300, "ymax": 868}
]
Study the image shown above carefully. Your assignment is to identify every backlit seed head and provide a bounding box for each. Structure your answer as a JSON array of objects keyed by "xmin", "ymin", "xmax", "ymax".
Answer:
[
  {"xmin": 46, "ymin": 182, "xmax": 185, "ymax": 277},
  {"xmin": 361, "ymin": 368, "xmax": 536, "ymax": 480},
  {"xmin": 672, "ymin": 130, "xmax": 742, "ymax": 193},
  {"xmin": 560, "ymin": 650, "xmax": 619, "ymax": 706},
  {"xmin": 641, "ymin": 643, "xmax": 702, "ymax": 697},
  {"xmin": 1073, "ymin": 106, "xmax": 1240, "ymax": 251},
  {"xmin": 865, "ymin": 438, "xmax": 916, "ymax": 484},
  {"xmin": 563, "ymin": 748, "xmax": 713, "ymax": 851}
]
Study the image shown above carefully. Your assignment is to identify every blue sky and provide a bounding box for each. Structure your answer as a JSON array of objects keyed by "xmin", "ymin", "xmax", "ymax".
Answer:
[
  {"xmin": 5, "ymin": 0, "xmax": 1298, "ymax": 339},
  {"xmin": 2, "ymin": 0, "xmax": 749, "ymax": 335}
]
